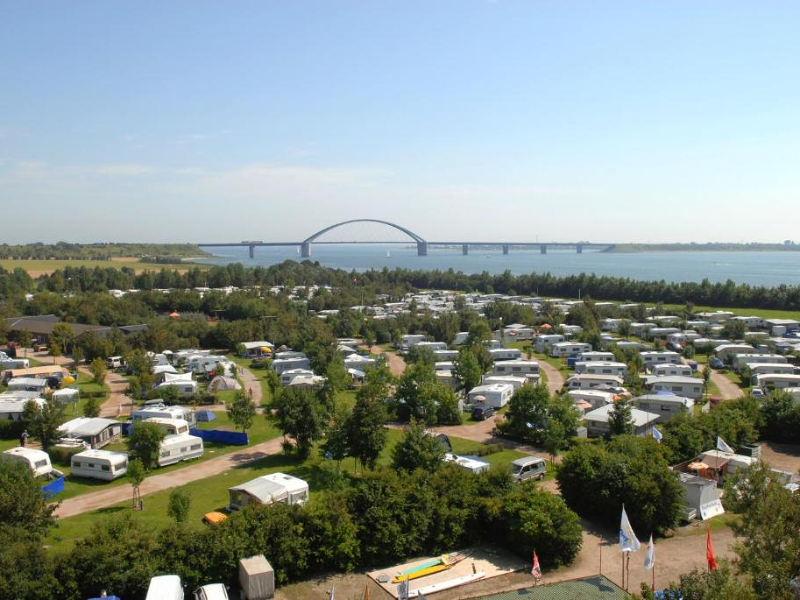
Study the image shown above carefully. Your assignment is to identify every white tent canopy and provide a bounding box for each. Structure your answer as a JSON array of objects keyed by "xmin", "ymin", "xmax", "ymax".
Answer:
[{"xmin": 208, "ymin": 376, "xmax": 242, "ymax": 392}]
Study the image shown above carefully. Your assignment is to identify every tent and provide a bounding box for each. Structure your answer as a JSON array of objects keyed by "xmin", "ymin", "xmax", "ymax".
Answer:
[
  {"xmin": 196, "ymin": 409, "xmax": 217, "ymax": 422},
  {"xmin": 208, "ymin": 376, "xmax": 242, "ymax": 392}
]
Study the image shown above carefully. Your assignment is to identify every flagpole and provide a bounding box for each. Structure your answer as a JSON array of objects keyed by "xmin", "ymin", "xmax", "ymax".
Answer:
[
  {"xmin": 626, "ymin": 552, "xmax": 630, "ymax": 592},
  {"xmin": 598, "ymin": 533, "xmax": 602, "ymax": 575}
]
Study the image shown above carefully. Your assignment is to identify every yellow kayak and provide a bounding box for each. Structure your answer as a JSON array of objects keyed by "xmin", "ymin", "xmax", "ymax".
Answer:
[{"xmin": 392, "ymin": 563, "xmax": 452, "ymax": 583}]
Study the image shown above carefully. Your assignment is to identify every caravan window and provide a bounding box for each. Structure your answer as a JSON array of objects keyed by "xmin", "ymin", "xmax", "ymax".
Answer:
[
  {"xmin": 101, "ymin": 465, "xmax": 110, "ymax": 472},
  {"xmin": 35, "ymin": 459, "xmax": 48, "ymax": 469},
  {"xmin": 191, "ymin": 444, "xmax": 201, "ymax": 451},
  {"xmin": 73, "ymin": 461, "xmax": 81, "ymax": 468},
  {"xmin": 161, "ymin": 450, "xmax": 171, "ymax": 457}
]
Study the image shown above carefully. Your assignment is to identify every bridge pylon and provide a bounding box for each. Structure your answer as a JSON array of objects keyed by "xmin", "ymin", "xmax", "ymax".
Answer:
[
  {"xmin": 417, "ymin": 241, "xmax": 428, "ymax": 256},
  {"xmin": 301, "ymin": 242, "xmax": 311, "ymax": 258}
]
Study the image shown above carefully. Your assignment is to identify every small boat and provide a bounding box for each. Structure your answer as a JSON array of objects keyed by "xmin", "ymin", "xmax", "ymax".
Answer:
[
  {"xmin": 392, "ymin": 553, "xmax": 466, "ymax": 583},
  {"xmin": 387, "ymin": 250, "xmax": 392, "ymax": 258},
  {"xmin": 408, "ymin": 571, "xmax": 486, "ymax": 598}
]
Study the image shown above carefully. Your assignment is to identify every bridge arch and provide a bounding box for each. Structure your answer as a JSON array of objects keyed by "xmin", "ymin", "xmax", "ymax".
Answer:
[{"xmin": 300, "ymin": 219, "xmax": 428, "ymax": 257}]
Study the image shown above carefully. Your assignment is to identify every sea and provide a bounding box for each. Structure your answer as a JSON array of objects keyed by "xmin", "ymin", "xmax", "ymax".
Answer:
[{"xmin": 197, "ymin": 245, "xmax": 800, "ymax": 287}]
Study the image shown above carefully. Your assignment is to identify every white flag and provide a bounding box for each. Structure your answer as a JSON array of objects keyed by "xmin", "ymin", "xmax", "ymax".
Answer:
[
  {"xmin": 716, "ymin": 436, "xmax": 735, "ymax": 454},
  {"xmin": 651, "ymin": 426, "xmax": 663, "ymax": 443},
  {"xmin": 619, "ymin": 506, "xmax": 641, "ymax": 553},
  {"xmin": 643, "ymin": 534, "xmax": 655, "ymax": 571}
]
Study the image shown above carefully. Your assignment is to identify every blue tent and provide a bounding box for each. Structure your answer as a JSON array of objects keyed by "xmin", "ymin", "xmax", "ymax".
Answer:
[{"xmin": 196, "ymin": 409, "xmax": 217, "ymax": 422}]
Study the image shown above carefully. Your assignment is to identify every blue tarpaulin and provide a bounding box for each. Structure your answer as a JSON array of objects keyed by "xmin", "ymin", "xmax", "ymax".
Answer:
[
  {"xmin": 41, "ymin": 476, "xmax": 65, "ymax": 499},
  {"xmin": 190, "ymin": 428, "xmax": 248, "ymax": 446}
]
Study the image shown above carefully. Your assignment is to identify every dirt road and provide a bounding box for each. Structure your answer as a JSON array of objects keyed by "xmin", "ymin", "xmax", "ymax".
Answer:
[
  {"xmin": 237, "ymin": 364, "xmax": 264, "ymax": 405},
  {"xmin": 696, "ymin": 364, "xmax": 743, "ymax": 401},
  {"xmin": 369, "ymin": 345, "xmax": 407, "ymax": 376},
  {"xmin": 538, "ymin": 360, "xmax": 565, "ymax": 395},
  {"xmin": 55, "ymin": 437, "xmax": 284, "ymax": 518}
]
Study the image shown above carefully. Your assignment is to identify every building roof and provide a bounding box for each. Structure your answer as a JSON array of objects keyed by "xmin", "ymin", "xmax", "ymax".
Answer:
[
  {"xmin": 584, "ymin": 404, "xmax": 659, "ymax": 427},
  {"xmin": 5, "ymin": 315, "xmax": 147, "ymax": 338},
  {"xmin": 58, "ymin": 417, "xmax": 120, "ymax": 437},
  {"xmin": 476, "ymin": 575, "xmax": 628, "ymax": 600}
]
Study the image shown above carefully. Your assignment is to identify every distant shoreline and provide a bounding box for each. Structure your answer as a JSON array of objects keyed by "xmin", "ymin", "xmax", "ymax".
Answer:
[{"xmin": 609, "ymin": 243, "xmax": 800, "ymax": 253}]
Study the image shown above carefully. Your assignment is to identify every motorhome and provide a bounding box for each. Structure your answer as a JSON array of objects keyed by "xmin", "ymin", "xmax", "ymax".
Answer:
[
  {"xmin": 564, "ymin": 374, "xmax": 625, "ymax": 391},
  {"xmin": 574, "ymin": 361, "xmax": 627, "ymax": 377},
  {"xmin": 158, "ymin": 434, "xmax": 204, "ymax": 467},
  {"xmin": 2, "ymin": 447, "xmax": 53, "ymax": 478},
  {"xmin": 70, "ymin": 449, "xmax": 129, "ymax": 481},
  {"xmin": 550, "ymin": 342, "xmax": 592, "ymax": 358}
]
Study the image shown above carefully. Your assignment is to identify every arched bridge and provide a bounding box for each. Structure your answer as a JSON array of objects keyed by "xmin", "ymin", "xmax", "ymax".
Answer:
[{"xmin": 197, "ymin": 219, "xmax": 615, "ymax": 258}]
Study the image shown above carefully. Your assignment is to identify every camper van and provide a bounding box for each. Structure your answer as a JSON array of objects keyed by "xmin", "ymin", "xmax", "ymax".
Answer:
[
  {"xmin": 158, "ymin": 434, "xmax": 204, "ymax": 467},
  {"xmin": 511, "ymin": 456, "xmax": 547, "ymax": 482},
  {"xmin": 146, "ymin": 575, "xmax": 184, "ymax": 600},
  {"xmin": 2, "ymin": 447, "xmax": 54, "ymax": 478},
  {"xmin": 71, "ymin": 449, "xmax": 129, "ymax": 481}
]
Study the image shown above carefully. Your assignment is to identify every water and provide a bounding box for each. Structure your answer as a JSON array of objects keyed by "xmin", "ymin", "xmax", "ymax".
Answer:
[{"xmin": 197, "ymin": 245, "xmax": 800, "ymax": 287}]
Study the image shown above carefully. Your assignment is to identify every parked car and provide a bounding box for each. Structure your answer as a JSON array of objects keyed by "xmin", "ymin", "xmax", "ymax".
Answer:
[
  {"xmin": 194, "ymin": 583, "xmax": 229, "ymax": 600},
  {"xmin": 750, "ymin": 388, "xmax": 766, "ymax": 398},
  {"xmin": 709, "ymin": 357, "xmax": 724, "ymax": 369},
  {"xmin": 471, "ymin": 405, "xmax": 495, "ymax": 421},
  {"xmin": 510, "ymin": 456, "xmax": 547, "ymax": 482}
]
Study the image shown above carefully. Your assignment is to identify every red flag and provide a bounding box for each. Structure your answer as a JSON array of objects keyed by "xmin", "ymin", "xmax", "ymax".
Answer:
[
  {"xmin": 706, "ymin": 530, "xmax": 718, "ymax": 572},
  {"xmin": 531, "ymin": 551, "xmax": 542, "ymax": 581}
]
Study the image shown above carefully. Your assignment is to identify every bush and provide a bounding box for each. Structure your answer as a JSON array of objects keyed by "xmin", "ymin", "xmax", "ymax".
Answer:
[{"xmin": 0, "ymin": 420, "xmax": 26, "ymax": 440}]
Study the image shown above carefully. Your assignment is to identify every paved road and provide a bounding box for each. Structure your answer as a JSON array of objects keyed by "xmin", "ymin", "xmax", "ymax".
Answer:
[{"xmin": 55, "ymin": 437, "xmax": 284, "ymax": 518}]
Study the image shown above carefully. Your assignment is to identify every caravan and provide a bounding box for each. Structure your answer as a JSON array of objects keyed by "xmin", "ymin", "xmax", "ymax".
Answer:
[
  {"xmin": 2, "ymin": 447, "xmax": 54, "ymax": 478},
  {"xmin": 71, "ymin": 449, "xmax": 129, "ymax": 481},
  {"xmin": 158, "ymin": 434, "xmax": 204, "ymax": 467}
]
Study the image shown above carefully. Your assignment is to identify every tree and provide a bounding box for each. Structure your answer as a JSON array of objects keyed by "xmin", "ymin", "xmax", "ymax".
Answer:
[
  {"xmin": 17, "ymin": 329, "xmax": 31, "ymax": 358},
  {"xmin": 127, "ymin": 422, "xmax": 166, "ymax": 471},
  {"xmin": 89, "ymin": 358, "xmax": 107, "ymax": 385},
  {"xmin": 83, "ymin": 396, "xmax": 101, "ymax": 418},
  {"xmin": 320, "ymin": 405, "xmax": 351, "ymax": 469},
  {"xmin": 395, "ymin": 361, "xmax": 438, "ymax": 423},
  {"xmin": 127, "ymin": 459, "xmax": 145, "ymax": 510},
  {"xmin": 0, "ymin": 460, "xmax": 57, "ymax": 538},
  {"xmin": 722, "ymin": 319, "xmax": 747, "ymax": 341},
  {"xmin": 504, "ymin": 383, "xmax": 551, "ymax": 438},
  {"xmin": 49, "ymin": 340, "xmax": 62, "ymax": 364},
  {"xmin": 557, "ymin": 436, "xmax": 683, "ymax": 535},
  {"xmin": 167, "ymin": 489, "xmax": 191, "ymax": 524},
  {"xmin": 50, "ymin": 322, "xmax": 75, "ymax": 355},
  {"xmin": 497, "ymin": 487, "xmax": 583, "ymax": 569},
  {"xmin": 649, "ymin": 564, "xmax": 758, "ymax": 600},
  {"xmin": 608, "ymin": 397, "xmax": 634, "ymax": 436},
  {"xmin": 348, "ymin": 387, "xmax": 388, "ymax": 471},
  {"xmin": 466, "ymin": 320, "xmax": 491, "ymax": 347},
  {"xmin": 271, "ymin": 387, "xmax": 327, "ymax": 458},
  {"xmin": 226, "ymin": 390, "xmax": 256, "ymax": 433},
  {"xmin": 453, "ymin": 346, "xmax": 483, "ymax": 392},
  {"xmin": 392, "ymin": 419, "xmax": 447, "ymax": 473},
  {"xmin": 23, "ymin": 399, "xmax": 65, "ymax": 451}
]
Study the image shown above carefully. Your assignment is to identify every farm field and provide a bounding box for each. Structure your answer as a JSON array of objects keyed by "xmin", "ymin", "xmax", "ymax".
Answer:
[{"xmin": 0, "ymin": 258, "xmax": 205, "ymax": 276}]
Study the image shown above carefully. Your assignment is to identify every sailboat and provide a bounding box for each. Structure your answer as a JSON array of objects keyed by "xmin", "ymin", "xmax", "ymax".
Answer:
[{"xmin": 387, "ymin": 250, "xmax": 392, "ymax": 258}]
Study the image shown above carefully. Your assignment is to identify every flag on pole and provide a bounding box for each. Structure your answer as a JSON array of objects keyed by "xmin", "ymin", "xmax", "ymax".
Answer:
[
  {"xmin": 651, "ymin": 426, "xmax": 663, "ymax": 443},
  {"xmin": 706, "ymin": 530, "xmax": 718, "ymax": 571},
  {"xmin": 531, "ymin": 551, "xmax": 542, "ymax": 581},
  {"xmin": 643, "ymin": 535, "xmax": 655, "ymax": 571},
  {"xmin": 620, "ymin": 506, "xmax": 641, "ymax": 553},
  {"xmin": 716, "ymin": 436, "xmax": 735, "ymax": 454},
  {"xmin": 363, "ymin": 584, "xmax": 370, "ymax": 600},
  {"xmin": 329, "ymin": 585, "xmax": 335, "ymax": 600}
]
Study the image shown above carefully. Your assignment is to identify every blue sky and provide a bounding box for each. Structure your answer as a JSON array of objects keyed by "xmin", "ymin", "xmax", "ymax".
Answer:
[{"xmin": 1, "ymin": 1, "xmax": 799, "ymax": 244}]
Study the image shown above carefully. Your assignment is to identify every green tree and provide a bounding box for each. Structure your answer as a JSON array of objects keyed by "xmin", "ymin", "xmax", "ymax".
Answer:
[
  {"xmin": 167, "ymin": 489, "xmax": 191, "ymax": 524},
  {"xmin": 49, "ymin": 340, "xmax": 62, "ymax": 364},
  {"xmin": 608, "ymin": 397, "xmax": 634, "ymax": 436},
  {"xmin": 226, "ymin": 390, "xmax": 256, "ymax": 433},
  {"xmin": 23, "ymin": 399, "xmax": 65, "ymax": 451},
  {"xmin": 127, "ymin": 459, "xmax": 145, "ymax": 510},
  {"xmin": 504, "ymin": 383, "xmax": 551, "ymax": 438},
  {"xmin": 466, "ymin": 320, "xmax": 492, "ymax": 347},
  {"xmin": 89, "ymin": 358, "xmax": 107, "ymax": 385},
  {"xmin": 320, "ymin": 405, "xmax": 351, "ymax": 469},
  {"xmin": 272, "ymin": 387, "xmax": 327, "ymax": 458},
  {"xmin": 395, "ymin": 361, "xmax": 438, "ymax": 424},
  {"xmin": 453, "ymin": 346, "xmax": 483, "ymax": 392},
  {"xmin": 392, "ymin": 419, "xmax": 447, "ymax": 473},
  {"xmin": 497, "ymin": 487, "xmax": 583, "ymax": 569},
  {"xmin": 0, "ymin": 460, "xmax": 57, "ymax": 538},
  {"xmin": 50, "ymin": 322, "xmax": 75, "ymax": 355},
  {"xmin": 650, "ymin": 564, "xmax": 757, "ymax": 600},
  {"xmin": 348, "ymin": 387, "xmax": 388, "ymax": 471},
  {"xmin": 83, "ymin": 396, "xmax": 101, "ymax": 418},
  {"xmin": 127, "ymin": 422, "xmax": 166, "ymax": 471},
  {"xmin": 17, "ymin": 329, "xmax": 31, "ymax": 358}
]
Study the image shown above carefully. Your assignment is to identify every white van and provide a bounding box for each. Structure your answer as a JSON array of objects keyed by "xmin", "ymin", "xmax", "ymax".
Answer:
[
  {"xmin": 158, "ymin": 434, "xmax": 204, "ymax": 467},
  {"xmin": 194, "ymin": 584, "xmax": 229, "ymax": 600},
  {"xmin": 71, "ymin": 449, "xmax": 129, "ymax": 481},
  {"xmin": 146, "ymin": 575, "xmax": 184, "ymax": 600},
  {"xmin": 511, "ymin": 456, "xmax": 547, "ymax": 482},
  {"xmin": 106, "ymin": 356, "xmax": 124, "ymax": 369}
]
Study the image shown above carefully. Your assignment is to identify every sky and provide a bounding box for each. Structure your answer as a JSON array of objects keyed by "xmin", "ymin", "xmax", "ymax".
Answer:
[{"xmin": 2, "ymin": 1, "xmax": 800, "ymax": 244}]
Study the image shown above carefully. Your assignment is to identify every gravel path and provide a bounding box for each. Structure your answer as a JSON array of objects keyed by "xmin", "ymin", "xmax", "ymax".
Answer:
[
  {"xmin": 369, "ymin": 345, "xmax": 407, "ymax": 376},
  {"xmin": 537, "ymin": 360, "xmax": 566, "ymax": 395}
]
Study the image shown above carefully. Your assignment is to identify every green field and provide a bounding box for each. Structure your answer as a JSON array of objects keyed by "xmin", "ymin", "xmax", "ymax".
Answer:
[
  {"xmin": 661, "ymin": 303, "xmax": 800, "ymax": 320},
  {"xmin": 47, "ymin": 430, "xmax": 527, "ymax": 553},
  {"xmin": 0, "ymin": 258, "xmax": 205, "ymax": 276}
]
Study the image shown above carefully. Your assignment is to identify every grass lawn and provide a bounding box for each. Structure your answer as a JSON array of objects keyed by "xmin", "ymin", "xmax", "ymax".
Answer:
[
  {"xmin": 662, "ymin": 303, "xmax": 800, "ymax": 321},
  {"xmin": 47, "ymin": 430, "xmax": 527, "ymax": 553},
  {"xmin": 723, "ymin": 370, "xmax": 746, "ymax": 388},
  {"xmin": 0, "ymin": 258, "xmax": 206, "ymax": 276}
]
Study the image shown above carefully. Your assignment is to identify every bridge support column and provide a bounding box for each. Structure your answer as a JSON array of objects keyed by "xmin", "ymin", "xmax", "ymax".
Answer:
[
  {"xmin": 540, "ymin": 245, "xmax": 547, "ymax": 255},
  {"xmin": 503, "ymin": 244, "xmax": 509, "ymax": 255},
  {"xmin": 462, "ymin": 244, "xmax": 469, "ymax": 256},
  {"xmin": 417, "ymin": 241, "xmax": 428, "ymax": 256},
  {"xmin": 300, "ymin": 242, "xmax": 311, "ymax": 258},
  {"xmin": 248, "ymin": 245, "xmax": 255, "ymax": 259}
]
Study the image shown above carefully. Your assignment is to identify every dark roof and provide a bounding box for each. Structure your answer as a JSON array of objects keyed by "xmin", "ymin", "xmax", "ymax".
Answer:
[
  {"xmin": 474, "ymin": 576, "xmax": 628, "ymax": 600},
  {"xmin": 6, "ymin": 315, "xmax": 147, "ymax": 338}
]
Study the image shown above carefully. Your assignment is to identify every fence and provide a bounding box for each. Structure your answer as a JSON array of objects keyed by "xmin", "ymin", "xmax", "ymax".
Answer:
[
  {"xmin": 189, "ymin": 428, "xmax": 248, "ymax": 446},
  {"xmin": 42, "ymin": 476, "xmax": 65, "ymax": 499}
]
